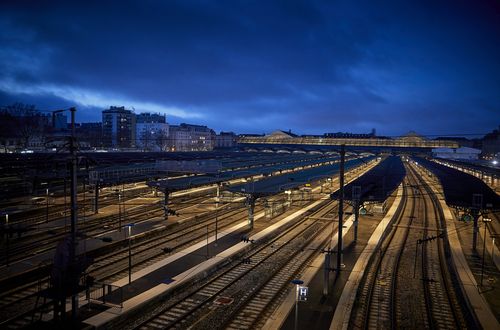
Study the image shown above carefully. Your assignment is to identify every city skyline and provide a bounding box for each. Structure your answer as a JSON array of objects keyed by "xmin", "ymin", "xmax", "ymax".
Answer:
[{"xmin": 1, "ymin": 1, "xmax": 499, "ymax": 136}]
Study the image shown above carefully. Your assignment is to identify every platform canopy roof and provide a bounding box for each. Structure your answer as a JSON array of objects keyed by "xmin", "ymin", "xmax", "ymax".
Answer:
[
  {"xmin": 148, "ymin": 154, "xmax": 344, "ymax": 193},
  {"xmin": 434, "ymin": 158, "xmax": 500, "ymax": 179},
  {"xmin": 91, "ymin": 152, "xmax": 334, "ymax": 186},
  {"xmin": 227, "ymin": 156, "xmax": 374, "ymax": 198},
  {"xmin": 330, "ymin": 156, "xmax": 405, "ymax": 203},
  {"xmin": 413, "ymin": 157, "xmax": 500, "ymax": 211}
]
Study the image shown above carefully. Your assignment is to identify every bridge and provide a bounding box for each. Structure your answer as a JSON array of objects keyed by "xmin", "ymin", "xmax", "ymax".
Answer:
[{"xmin": 237, "ymin": 131, "xmax": 459, "ymax": 151}]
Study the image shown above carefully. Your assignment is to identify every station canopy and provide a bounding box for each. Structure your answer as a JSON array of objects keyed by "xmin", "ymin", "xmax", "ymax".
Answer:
[
  {"xmin": 227, "ymin": 156, "xmax": 375, "ymax": 198},
  {"xmin": 434, "ymin": 158, "xmax": 500, "ymax": 179},
  {"xmin": 148, "ymin": 154, "xmax": 344, "ymax": 193},
  {"xmin": 413, "ymin": 157, "xmax": 500, "ymax": 211},
  {"xmin": 330, "ymin": 156, "xmax": 405, "ymax": 203}
]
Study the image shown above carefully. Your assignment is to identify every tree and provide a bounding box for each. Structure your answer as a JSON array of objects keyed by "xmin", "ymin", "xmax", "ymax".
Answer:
[
  {"xmin": 0, "ymin": 103, "xmax": 49, "ymax": 149},
  {"xmin": 156, "ymin": 129, "xmax": 170, "ymax": 151}
]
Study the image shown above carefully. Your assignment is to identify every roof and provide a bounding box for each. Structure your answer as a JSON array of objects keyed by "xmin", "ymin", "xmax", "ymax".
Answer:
[
  {"xmin": 148, "ymin": 154, "xmax": 343, "ymax": 193},
  {"xmin": 227, "ymin": 156, "xmax": 374, "ymax": 197},
  {"xmin": 434, "ymin": 158, "xmax": 500, "ymax": 177},
  {"xmin": 330, "ymin": 156, "xmax": 405, "ymax": 203},
  {"xmin": 413, "ymin": 157, "xmax": 500, "ymax": 210},
  {"xmin": 432, "ymin": 147, "xmax": 481, "ymax": 154},
  {"xmin": 267, "ymin": 130, "xmax": 298, "ymax": 138}
]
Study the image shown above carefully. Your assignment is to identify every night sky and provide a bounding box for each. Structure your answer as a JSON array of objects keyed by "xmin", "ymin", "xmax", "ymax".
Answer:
[{"xmin": 0, "ymin": 0, "xmax": 499, "ymax": 136}]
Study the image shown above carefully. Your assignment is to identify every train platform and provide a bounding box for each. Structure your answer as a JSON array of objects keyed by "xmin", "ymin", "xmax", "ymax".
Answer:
[
  {"xmin": 0, "ymin": 159, "xmax": 379, "ymax": 329},
  {"xmin": 81, "ymin": 162, "xmax": 380, "ymax": 328},
  {"xmin": 261, "ymin": 185, "xmax": 403, "ymax": 330},
  {"xmin": 328, "ymin": 185, "xmax": 403, "ymax": 330},
  {"xmin": 418, "ymin": 167, "xmax": 500, "ymax": 328},
  {"xmin": 82, "ymin": 195, "xmax": 331, "ymax": 328},
  {"xmin": 0, "ymin": 186, "xmax": 217, "ymax": 283}
]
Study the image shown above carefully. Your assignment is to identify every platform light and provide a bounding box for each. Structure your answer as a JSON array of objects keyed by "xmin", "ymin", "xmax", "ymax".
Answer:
[{"xmin": 125, "ymin": 223, "xmax": 135, "ymax": 284}]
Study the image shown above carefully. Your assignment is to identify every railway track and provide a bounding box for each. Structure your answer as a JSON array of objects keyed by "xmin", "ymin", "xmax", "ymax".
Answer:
[
  {"xmin": 131, "ymin": 197, "xmax": 338, "ymax": 330},
  {"xmin": 0, "ymin": 185, "xmax": 297, "ymax": 328},
  {"xmin": 349, "ymin": 164, "xmax": 474, "ymax": 329},
  {"xmin": 0, "ymin": 191, "xmax": 213, "ymax": 265},
  {"xmin": 0, "ymin": 159, "xmax": 376, "ymax": 329},
  {"xmin": 0, "ymin": 195, "xmax": 254, "ymax": 328}
]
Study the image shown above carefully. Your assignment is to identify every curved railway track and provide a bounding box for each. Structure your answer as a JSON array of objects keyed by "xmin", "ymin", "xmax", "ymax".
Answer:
[
  {"xmin": 416, "ymin": 164, "xmax": 471, "ymax": 329},
  {"xmin": 349, "ymin": 164, "xmax": 474, "ymax": 329}
]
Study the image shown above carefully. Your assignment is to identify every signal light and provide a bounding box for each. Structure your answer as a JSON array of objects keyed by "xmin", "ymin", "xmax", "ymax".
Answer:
[
  {"xmin": 241, "ymin": 258, "xmax": 251, "ymax": 264},
  {"xmin": 241, "ymin": 236, "xmax": 254, "ymax": 243}
]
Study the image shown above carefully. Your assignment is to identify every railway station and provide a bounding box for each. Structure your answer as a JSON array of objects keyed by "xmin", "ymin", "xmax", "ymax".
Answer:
[
  {"xmin": 0, "ymin": 144, "xmax": 499, "ymax": 330},
  {"xmin": 3, "ymin": 1, "xmax": 500, "ymax": 328}
]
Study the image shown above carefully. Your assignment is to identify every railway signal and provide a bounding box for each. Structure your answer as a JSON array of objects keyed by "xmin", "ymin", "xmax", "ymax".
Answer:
[
  {"xmin": 241, "ymin": 257, "xmax": 251, "ymax": 264},
  {"xmin": 164, "ymin": 207, "xmax": 179, "ymax": 216},
  {"xmin": 413, "ymin": 232, "xmax": 446, "ymax": 278},
  {"xmin": 241, "ymin": 236, "xmax": 254, "ymax": 243}
]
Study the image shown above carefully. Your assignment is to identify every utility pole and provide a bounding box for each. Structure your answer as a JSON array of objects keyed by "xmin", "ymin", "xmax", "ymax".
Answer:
[
  {"xmin": 323, "ymin": 250, "xmax": 330, "ymax": 295},
  {"xmin": 472, "ymin": 194, "xmax": 483, "ymax": 250},
  {"xmin": 336, "ymin": 144, "xmax": 345, "ymax": 278},
  {"xmin": 352, "ymin": 185, "xmax": 361, "ymax": 242},
  {"xmin": 69, "ymin": 107, "xmax": 78, "ymax": 321},
  {"xmin": 206, "ymin": 225, "xmax": 209, "ymax": 258},
  {"xmin": 94, "ymin": 182, "xmax": 99, "ymax": 214},
  {"xmin": 215, "ymin": 182, "xmax": 220, "ymax": 246},
  {"xmin": 46, "ymin": 188, "xmax": 49, "ymax": 223}
]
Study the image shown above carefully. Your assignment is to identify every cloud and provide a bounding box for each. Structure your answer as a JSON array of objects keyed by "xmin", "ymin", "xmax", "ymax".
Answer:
[
  {"xmin": 0, "ymin": 0, "xmax": 499, "ymax": 135},
  {"xmin": 0, "ymin": 78, "xmax": 202, "ymax": 118}
]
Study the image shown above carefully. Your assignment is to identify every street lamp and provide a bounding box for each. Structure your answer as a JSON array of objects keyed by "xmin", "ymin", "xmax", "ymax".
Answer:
[
  {"xmin": 480, "ymin": 217, "xmax": 492, "ymax": 286},
  {"xmin": 285, "ymin": 190, "xmax": 292, "ymax": 207},
  {"xmin": 215, "ymin": 192, "xmax": 219, "ymax": 247},
  {"xmin": 116, "ymin": 190, "xmax": 122, "ymax": 232},
  {"xmin": 125, "ymin": 223, "xmax": 135, "ymax": 284},
  {"xmin": 5, "ymin": 213, "xmax": 9, "ymax": 267},
  {"xmin": 291, "ymin": 279, "xmax": 304, "ymax": 330},
  {"xmin": 492, "ymin": 238, "xmax": 496, "ymax": 266},
  {"xmin": 46, "ymin": 188, "xmax": 49, "ymax": 223}
]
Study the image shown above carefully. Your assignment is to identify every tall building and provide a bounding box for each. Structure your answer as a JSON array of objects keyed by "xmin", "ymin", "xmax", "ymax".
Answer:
[
  {"xmin": 215, "ymin": 132, "xmax": 237, "ymax": 148},
  {"xmin": 135, "ymin": 112, "xmax": 169, "ymax": 151},
  {"xmin": 102, "ymin": 106, "xmax": 136, "ymax": 148},
  {"xmin": 169, "ymin": 123, "xmax": 215, "ymax": 151},
  {"xmin": 50, "ymin": 112, "xmax": 67, "ymax": 131},
  {"xmin": 482, "ymin": 126, "xmax": 500, "ymax": 156},
  {"xmin": 136, "ymin": 112, "xmax": 166, "ymax": 124}
]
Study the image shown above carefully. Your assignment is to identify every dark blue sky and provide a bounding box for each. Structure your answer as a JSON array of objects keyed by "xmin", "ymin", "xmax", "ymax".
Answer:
[{"xmin": 0, "ymin": 0, "xmax": 499, "ymax": 136}]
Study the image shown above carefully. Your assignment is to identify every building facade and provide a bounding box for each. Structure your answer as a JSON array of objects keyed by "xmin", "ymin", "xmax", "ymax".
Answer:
[
  {"xmin": 76, "ymin": 122, "xmax": 103, "ymax": 149},
  {"xmin": 215, "ymin": 132, "xmax": 237, "ymax": 148},
  {"xmin": 169, "ymin": 123, "xmax": 215, "ymax": 151},
  {"xmin": 102, "ymin": 106, "xmax": 136, "ymax": 149},
  {"xmin": 136, "ymin": 113, "xmax": 169, "ymax": 151},
  {"xmin": 432, "ymin": 147, "xmax": 481, "ymax": 160},
  {"xmin": 482, "ymin": 127, "xmax": 500, "ymax": 157}
]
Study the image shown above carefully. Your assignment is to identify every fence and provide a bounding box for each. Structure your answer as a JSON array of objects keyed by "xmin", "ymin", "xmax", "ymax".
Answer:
[{"xmin": 85, "ymin": 282, "xmax": 123, "ymax": 308}]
